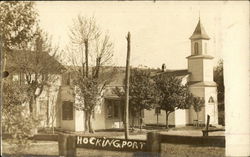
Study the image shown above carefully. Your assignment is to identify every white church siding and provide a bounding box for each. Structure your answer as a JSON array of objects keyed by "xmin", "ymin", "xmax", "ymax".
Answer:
[
  {"xmin": 188, "ymin": 86, "xmax": 206, "ymax": 125},
  {"xmin": 188, "ymin": 59, "xmax": 203, "ymax": 81},
  {"xmin": 175, "ymin": 109, "xmax": 188, "ymax": 126},
  {"xmin": 204, "ymin": 87, "xmax": 219, "ymax": 125},
  {"xmin": 203, "ymin": 59, "xmax": 214, "ymax": 81}
]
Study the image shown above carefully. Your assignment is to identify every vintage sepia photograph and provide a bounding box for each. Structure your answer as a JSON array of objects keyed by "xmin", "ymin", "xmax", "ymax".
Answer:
[{"xmin": 0, "ymin": 1, "xmax": 249, "ymax": 157}]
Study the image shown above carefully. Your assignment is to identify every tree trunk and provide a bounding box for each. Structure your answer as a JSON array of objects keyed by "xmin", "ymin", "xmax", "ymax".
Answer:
[
  {"xmin": 84, "ymin": 111, "xmax": 89, "ymax": 133},
  {"xmin": 29, "ymin": 97, "xmax": 33, "ymax": 114},
  {"xmin": 88, "ymin": 113, "xmax": 95, "ymax": 133},
  {"xmin": 139, "ymin": 108, "xmax": 142, "ymax": 130},
  {"xmin": 131, "ymin": 113, "xmax": 135, "ymax": 129},
  {"xmin": 46, "ymin": 97, "xmax": 49, "ymax": 127},
  {"xmin": 84, "ymin": 40, "xmax": 89, "ymax": 78},
  {"xmin": 196, "ymin": 112, "xmax": 199, "ymax": 121},
  {"xmin": 165, "ymin": 111, "xmax": 169, "ymax": 129},
  {"xmin": 157, "ymin": 113, "xmax": 159, "ymax": 126},
  {"xmin": 52, "ymin": 119, "xmax": 54, "ymax": 134},
  {"xmin": 94, "ymin": 57, "xmax": 101, "ymax": 79}
]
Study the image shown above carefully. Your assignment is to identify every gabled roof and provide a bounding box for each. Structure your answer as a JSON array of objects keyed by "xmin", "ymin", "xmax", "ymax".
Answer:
[
  {"xmin": 5, "ymin": 49, "xmax": 66, "ymax": 74},
  {"xmin": 190, "ymin": 19, "xmax": 210, "ymax": 40}
]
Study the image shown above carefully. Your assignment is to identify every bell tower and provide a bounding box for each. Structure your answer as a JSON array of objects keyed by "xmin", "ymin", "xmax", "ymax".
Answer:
[{"xmin": 187, "ymin": 19, "xmax": 218, "ymax": 125}]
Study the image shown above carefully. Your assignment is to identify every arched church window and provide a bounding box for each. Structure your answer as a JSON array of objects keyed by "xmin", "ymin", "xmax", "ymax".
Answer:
[
  {"xmin": 194, "ymin": 42, "xmax": 199, "ymax": 55},
  {"xmin": 208, "ymin": 96, "xmax": 215, "ymax": 103}
]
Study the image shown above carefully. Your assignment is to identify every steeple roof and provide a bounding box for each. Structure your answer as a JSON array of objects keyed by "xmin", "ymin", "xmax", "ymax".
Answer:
[{"xmin": 190, "ymin": 19, "xmax": 210, "ymax": 40}]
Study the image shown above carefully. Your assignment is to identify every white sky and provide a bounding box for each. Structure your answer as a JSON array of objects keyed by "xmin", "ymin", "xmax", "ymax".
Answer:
[{"xmin": 35, "ymin": 1, "xmax": 247, "ymax": 69}]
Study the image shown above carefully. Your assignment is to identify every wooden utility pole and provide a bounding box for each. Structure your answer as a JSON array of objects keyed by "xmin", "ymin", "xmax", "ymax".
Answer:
[{"xmin": 124, "ymin": 32, "xmax": 131, "ymax": 140}]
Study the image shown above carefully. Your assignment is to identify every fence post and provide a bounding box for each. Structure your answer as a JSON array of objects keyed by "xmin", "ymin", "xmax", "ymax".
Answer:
[
  {"xmin": 146, "ymin": 132, "xmax": 161, "ymax": 157},
  {"xmin": 203, "ymin": 115, "xmax": 210, "ymax": 136},
  {"xmin": 67, "ymin": 135, "xmax": 76, "ymax": 157},
  {"xmin": 58, "ymin": 134, "xmax": 68, "ymax": 157},
  {"xmin": 58, "ymin": 134, "xmax": 76, "ymax": 157}
]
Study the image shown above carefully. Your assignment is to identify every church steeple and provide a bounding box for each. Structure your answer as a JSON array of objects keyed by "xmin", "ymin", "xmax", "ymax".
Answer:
[
  {"xmin": 189, "ymin": 19, "xmax": 211, "ymax": 56},
  {"xmin": 190, "ymin": 19, "xmax": 210, "ymax": 40}
]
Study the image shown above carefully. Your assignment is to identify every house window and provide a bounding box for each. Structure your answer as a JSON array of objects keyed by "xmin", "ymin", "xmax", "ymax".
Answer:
[
  {"xmin": 106, "ymin": 99, "xmax": 120, "ymax": 118},
  {"xmin": 155, "ymin": 107, "xmax": 161, "ymax": 115},
  {"xmin": 62, "ymin": 101, "xmax": 73, "ymax": 120},
  {"xmin": 194, "ymin": 42, "xmax": 199, "ymax": 55}
]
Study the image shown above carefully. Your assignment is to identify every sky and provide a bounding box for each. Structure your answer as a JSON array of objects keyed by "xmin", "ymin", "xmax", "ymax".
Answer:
[{"xmin": 35, "ymin": 1, "xmax": 247, "ymax": 69}]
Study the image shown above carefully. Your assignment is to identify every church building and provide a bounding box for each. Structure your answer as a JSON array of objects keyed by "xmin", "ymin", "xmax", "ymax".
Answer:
[
  {"xmin": 144, "ymin": 19, "xmax": 219, "ymax": 126},
  {"xmin": 55, "ymin": 19, "xmax": 219, "ymax": 131}
]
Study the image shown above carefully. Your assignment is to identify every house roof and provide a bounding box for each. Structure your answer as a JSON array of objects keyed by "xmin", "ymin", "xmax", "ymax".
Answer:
[
  {"xmin": 5, "ymin": 49, "xmax": 66, "ymax": 74},
  {"xmin": 153, "ymin": 69, "xmax": 190, "ymax": 77},
  {"xmin": 190, "ymin": 19, "xmax": 210, "ymax": 40},
  {"xmin": 102, "ymin": 68, "xmax": 190, "ymax": 99}
]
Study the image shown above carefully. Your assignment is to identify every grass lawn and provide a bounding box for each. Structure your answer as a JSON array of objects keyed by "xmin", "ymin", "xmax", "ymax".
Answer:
[
  {"xmin": 3, "ymin": 140, "xmax": 225, "ymax": 157},
  {"xmin": 3, "ymin": 126, "xmax": 225, "ymax": 157}
]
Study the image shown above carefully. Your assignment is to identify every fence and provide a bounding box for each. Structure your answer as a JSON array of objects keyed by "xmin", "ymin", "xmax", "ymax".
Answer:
[{"xmin": 58, "ymin": 132, "xmax": 225, "ymax": 157}]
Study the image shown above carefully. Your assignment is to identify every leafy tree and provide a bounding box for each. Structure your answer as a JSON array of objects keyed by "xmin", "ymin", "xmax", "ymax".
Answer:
[
  {"xmin": 6, "ymin": 29, "xmax": 64, "ymax": 115},
  {"xmin": 154, "ymin": 74, "xmax": 192, "ymax": 129},
  {"xmin": 214, "ymin": 59, "xmax": 224, "ymax": 125},
  {"xmin": 67, "ymin": 15, "xmax": 114, "ymax": 133},
  {"xmin": 2, "ymin": 80, "xmax": 40, "ymax": 155},
  {"xmin": 0, "ymin": 1, "xmax": 38, "ymax": 51},
  {"xmin": 192, "ymin": 96, "xmax": 205, "ymax": 121},
  {"xmin": 214, "ymin": 60, "xmax": 224, "ymax": 104},
  {"xmin": 115, "ymin": 68, "xmax": 158, "ymax": 129}
]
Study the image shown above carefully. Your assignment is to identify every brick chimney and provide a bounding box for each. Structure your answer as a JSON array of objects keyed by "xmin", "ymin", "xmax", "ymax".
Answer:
[{"xmin": 162, "ymin": 63, "xmax": 166, "ymax": 72}]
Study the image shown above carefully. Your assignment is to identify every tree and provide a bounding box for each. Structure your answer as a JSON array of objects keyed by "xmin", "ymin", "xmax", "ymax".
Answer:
[
  {"xmin": 6, "ymin": 29, "xmax": 64, "ymax": 115},
  {"xmin": 0, "ymin": 1, "xmax": 38, "ymax": 51},
  {"xmin": 2, "ymin": 80, "xmax": 40, "ymax": 154},
  {"xmin": 214, "ymin": 59, "xmax": 224, "ymax": 125},
  {"xmin": 115, "ymin": 68, "xmax": 158, "ymax": 130},
  {"xmin": 69, "ymin": 15, "xmax": 101, "ymax": 78},
  {"xmin": 49, "ymin": 91, "xmax": 60, "ymax": 134},
  {"xmin": 67, "ymin": 15, "xmax": 114, "ymax": 133},
  {"xmin": 214, "ymin": 60, "xmax": 224, "ymax": 104},
  {"xmin": 154, "ymin": 74, "xmax": 192, "ymax": 129},
  {"xmin": 192, "ymin": 96, "xmax": 205, "ymax": 121}
]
